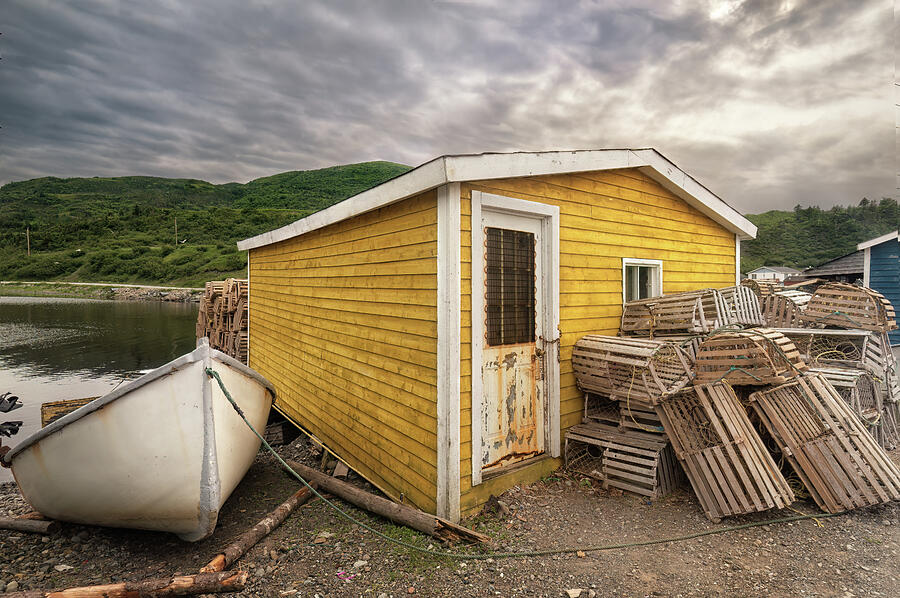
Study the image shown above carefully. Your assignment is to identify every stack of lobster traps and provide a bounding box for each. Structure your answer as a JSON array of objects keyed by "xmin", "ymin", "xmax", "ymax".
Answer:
[
  {"xmin": 566, "ymin": 280, "xmax": 900, "ymax": 523},
  {"xmin": 196, "ymin": 278, "xmax": 249, "ymax": 364}
]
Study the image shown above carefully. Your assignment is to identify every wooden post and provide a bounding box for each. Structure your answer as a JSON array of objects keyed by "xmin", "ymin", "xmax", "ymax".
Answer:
[
  {"xmin": 283, "ymin": 459, "xmax": 491, "ymax": 545},
  {"xmin": 26, "ymin": 226, "xmax": 30, "ymax": 256},
  {"xmin": 5, "ymin": 570, "xmax": 247, "ymax": 598},
  {"xmin": 174, "ymin": 217, "xmax": 178, "ymax": 246},
  {"xmin": 200, "ymin": 484, "xmax": 316, "ymax": 573},
  {"xmin": 0, "ymin": 517, "xmax": 59, "ymax": 535}
]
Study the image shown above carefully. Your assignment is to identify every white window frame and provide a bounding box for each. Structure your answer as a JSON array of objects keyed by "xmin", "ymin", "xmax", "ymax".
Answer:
[{"xmin": 622, "ymin": 258, "xmax": 663, "ymax": 303}]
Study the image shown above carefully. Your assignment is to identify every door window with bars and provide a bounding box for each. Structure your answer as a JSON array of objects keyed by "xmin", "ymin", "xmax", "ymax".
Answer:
[{"xmin": 485, "ymin": 227, "xmax": 536, "ymax": 346}]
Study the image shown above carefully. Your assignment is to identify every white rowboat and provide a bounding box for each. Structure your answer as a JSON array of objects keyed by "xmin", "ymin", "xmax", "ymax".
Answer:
[{"xmin": 1, "ymin": 339, "xmax": 275, "ymax": 541}]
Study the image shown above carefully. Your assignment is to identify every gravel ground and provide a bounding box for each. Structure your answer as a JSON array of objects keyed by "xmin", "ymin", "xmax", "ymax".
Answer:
[{"xmin": 1, "ymin": 438, "xmax": 898, "ymax": 597}]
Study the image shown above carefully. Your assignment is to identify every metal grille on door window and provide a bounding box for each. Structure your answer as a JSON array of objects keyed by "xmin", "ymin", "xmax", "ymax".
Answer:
[{"xmin": 485, "ymin": 227, "xmax": 536, "ymax": 346}]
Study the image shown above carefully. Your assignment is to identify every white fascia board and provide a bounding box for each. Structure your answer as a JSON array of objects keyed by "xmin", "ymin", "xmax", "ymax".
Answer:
[
  {"xmin": 237, "ymin": 157, "xmax": 449, "ymax": 250},
  {"xmin": 629, "ymin": 150, "xmax": 757, "ymax": 240},
  {"xmin": 857, "ymin": 230, "xmax": 899, "ymax": 250},
  {"xmin": 238, "ymin": 148, "xmax": 757, "ymax": 250},
  {"xmin": 445, "ymin": 150, "xmax": 756, "ymax": 240}
]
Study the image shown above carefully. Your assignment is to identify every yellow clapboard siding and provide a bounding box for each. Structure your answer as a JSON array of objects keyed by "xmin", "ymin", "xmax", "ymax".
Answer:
[
  {"xmin": 252, "ymin": 309, "xmax": 437, "ymax": 394},
  {"xmin": 253, "ymin": 242, "xmax": 437, "ymax": 269},
  {"xmin": 249, "ymin": 190, "xmax": 438, "ymax": 513},
  {"xmin": 254, "ymin": 201, "xmax": 437, "ymax": 257},
  {"xmin": 255, "ymin": 288, "xmax": 437, "ymax": 321},
  {"xmin": 459, "ymin": 168, "xmax": 736, "ymax": 514}
]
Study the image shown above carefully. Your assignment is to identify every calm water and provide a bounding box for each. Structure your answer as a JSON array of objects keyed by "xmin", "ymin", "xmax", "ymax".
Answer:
[{"xmin": 0, "ymin": 297, "xmax": 198, "ymax": 482}]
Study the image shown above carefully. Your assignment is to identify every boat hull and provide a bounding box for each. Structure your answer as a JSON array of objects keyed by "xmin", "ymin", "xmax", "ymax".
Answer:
[{"xmin": 3, "ymin": 342, "xmax": 274, "ymax": 541}]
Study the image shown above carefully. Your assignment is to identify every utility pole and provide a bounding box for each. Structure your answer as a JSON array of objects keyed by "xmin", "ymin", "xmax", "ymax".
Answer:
[
  {"xmin": 26, "ymin": 226, "xmax": 30, "ymax": 256},
  {"xmin": 174, "ymin": 217, "xmax": 178, "ymax": 246}
]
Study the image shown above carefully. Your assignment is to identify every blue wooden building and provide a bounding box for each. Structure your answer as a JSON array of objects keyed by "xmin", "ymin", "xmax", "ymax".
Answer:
[{"xmin": 859, "ymin": 231, "xmax": 900, "ymax": 345}]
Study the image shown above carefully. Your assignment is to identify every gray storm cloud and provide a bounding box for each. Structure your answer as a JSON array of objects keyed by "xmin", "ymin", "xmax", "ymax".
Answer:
[{"xmin": 0, "ymin": 0, "xmax": 892, "ymax": 212}]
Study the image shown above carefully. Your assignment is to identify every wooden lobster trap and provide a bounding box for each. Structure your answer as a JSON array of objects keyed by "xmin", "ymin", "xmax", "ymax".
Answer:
[
  {"xmin": 573, "ymin": 335, "xmax": 694, "ymax": 407},
  {"xmin": 749, "ymin": 374, "xmax": 900, "ymax": 513},
  {"xmin": 620, "ymin": 289, "xmax": 733, "ymax": 336},
  {"xmin": 775, "ymin": 328, "xmax": 900, "ymax": 405},
  {"xmin": 718, "ymin": 285, "xmax": 764, "ymax": 326},
  {"xmin": 655, "ymin": 384, "xmax": 794, "ymax": 521},
  {"xmin": 801, "ymin": 283, "xmax": 897, "ymax": 332},
  {"xmin": 196, "ymin": 278, "xmax": 250, "ymax": 364},
  {"xmin": 761, "ymin": 290, "xmax": 811, "ymax": 328},
  {"xmin": 564, "ymin": 422, "xmax": 682, "ymax": 499},
  {"xmin": 693, "ymin": 328, "xmax": 807, "ymax": 386},
  {"xmin": 808, "ymin": 367, "xmax": 896, "ymax": 450},
  {"xmin": 741, "ymin": 278, "xmax": 780, "ymax": 299}
]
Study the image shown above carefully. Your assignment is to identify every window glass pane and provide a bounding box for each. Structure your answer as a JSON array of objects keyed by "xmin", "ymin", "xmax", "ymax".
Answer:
[
  {"xmin": 639, "ymin": 265, "xmax": 652, "ymax": 298},
  {"xmin": 485, "ymin": 227, "xmax": 535, "ymax": 346},
  {"xmin": 624, "ymin": 263, "xmax": 659, "ymax": 301},
  {"xmin": 625, "ymin": 265, "xmax": 638, "ymax": 302}
]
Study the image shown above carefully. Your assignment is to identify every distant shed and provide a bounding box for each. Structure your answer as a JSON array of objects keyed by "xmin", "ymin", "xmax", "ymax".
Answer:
[
  {"xmin": 859, "ymin": 231, "xmax": 900, "ymax": 345},
  {"xmin": 802, "ymin": 250, "xmax": 864, "ymax": 284},
  {"xmin": 237, "ymin": 149, "xmax": 757, "ymax": 521}
]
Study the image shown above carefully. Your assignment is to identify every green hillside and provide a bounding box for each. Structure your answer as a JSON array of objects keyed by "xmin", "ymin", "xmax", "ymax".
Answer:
[
  {"xmin": 741, "ymin": 198, "xmax": 900, "ymax": 273},
  {"xmin": 1, "ymin": 162, "xmax": 893, "ymax": 287},
  {"xmin": 0, "ymin": 161, "xmax": 410, "ymax": 286}
]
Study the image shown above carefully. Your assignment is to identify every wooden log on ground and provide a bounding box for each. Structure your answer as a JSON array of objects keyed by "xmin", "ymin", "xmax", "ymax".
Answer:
[
  {"xmin": 17, "ymin": 511, "xmax": 48, "ymax": 521},
  {"xmin": 7, "ymin": 571, "xmax": 247, "ymax": 598},
  {"xmin": 283, "ymin": 459, "xmax": 491, "ymax": 545},
  {"xmin": 0, "ymin": 517, "xmax": 59, "ymax": 534},
  {"xmin": 201, "ymin": 484, "xmax": 316, "ymax": 573}
]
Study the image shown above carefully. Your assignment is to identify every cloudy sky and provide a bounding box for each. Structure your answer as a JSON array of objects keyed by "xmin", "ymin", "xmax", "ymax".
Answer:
[{"xmin": 0, "ymin": 0, "xmax": 893, "ymax": 213}]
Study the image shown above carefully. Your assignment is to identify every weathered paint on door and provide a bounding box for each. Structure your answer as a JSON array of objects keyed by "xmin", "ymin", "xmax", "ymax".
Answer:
[{"xmin": 480, "ymin": 211, "xmax": 545, "ymax": 472}]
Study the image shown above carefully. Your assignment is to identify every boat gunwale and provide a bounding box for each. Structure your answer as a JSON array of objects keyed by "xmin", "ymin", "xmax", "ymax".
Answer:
[{"xmin": 2, "ymin": 339, "xmax": 276, "ymax": 464}]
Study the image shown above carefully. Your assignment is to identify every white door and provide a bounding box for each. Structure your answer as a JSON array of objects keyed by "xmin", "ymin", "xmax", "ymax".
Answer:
[{"xmin": 480, "ymin": 210, "xmax": 545, "ymax": 472}]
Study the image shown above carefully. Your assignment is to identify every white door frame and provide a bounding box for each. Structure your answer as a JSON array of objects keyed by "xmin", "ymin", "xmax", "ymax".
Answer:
[{"xmin": 470, "ymin": 190, "xmax": 560, "ymax": 487}]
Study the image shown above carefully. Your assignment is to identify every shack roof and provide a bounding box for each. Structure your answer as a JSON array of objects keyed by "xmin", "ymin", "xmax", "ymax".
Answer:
[
  {"xmin": 749, "ymin": 266, "xmax": 802, "ymax": 275},
  {"xmin": 803, "ymin": 250, "xmax": 864, "ymax": 277},
  {"xmin": 237, "ymin": 149, "xmax": 757, "ymax": 251}
]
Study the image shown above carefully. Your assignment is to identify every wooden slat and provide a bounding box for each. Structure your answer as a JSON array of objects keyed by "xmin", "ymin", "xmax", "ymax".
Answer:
[
  {"xmin": 748, "ymin": 373, "xmax": 900, "ymax": 513},
  {"xmin": 656, "ymin": 383, "xmax": 794, "ymax": 521}
]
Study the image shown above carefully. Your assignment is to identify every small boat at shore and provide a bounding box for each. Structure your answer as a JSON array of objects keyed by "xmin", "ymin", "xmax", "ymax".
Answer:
[{"xmin": 0, "ymin": 339, "xmax": 275, "ymax": 541}]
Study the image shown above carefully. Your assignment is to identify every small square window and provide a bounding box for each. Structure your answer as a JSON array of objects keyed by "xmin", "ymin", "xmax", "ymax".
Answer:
[{"xmin": 622, "ymin": 259, "xmax": 662, "ymax": 302}]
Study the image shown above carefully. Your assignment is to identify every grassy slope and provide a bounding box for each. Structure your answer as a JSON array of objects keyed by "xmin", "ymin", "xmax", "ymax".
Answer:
[
  {"xmin": 2, "ymin": 164, "xmax": 894, "ymax": 285},
  {"xmin": 740, "ymin": 199, "xmax": 900, "ymax": 273},
  {"xmin": 0, "ymin": 162, "xmax": 411, "ymax": 287}
]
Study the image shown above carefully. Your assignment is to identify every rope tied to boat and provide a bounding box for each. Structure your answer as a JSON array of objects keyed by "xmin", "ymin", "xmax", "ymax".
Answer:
[{"xmin": 205, "ymin": 367, "xmax": 847, "ymax": 560}]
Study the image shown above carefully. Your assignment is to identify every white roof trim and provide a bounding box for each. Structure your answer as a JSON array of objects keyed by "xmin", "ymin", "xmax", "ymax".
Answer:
[
  {"xmin": 857, "ymin": 230, "xmax": 899, "ymax": 250},
  {"xmin": 238, "ymin": 149, "xmax": 757, "ymax": 250}
]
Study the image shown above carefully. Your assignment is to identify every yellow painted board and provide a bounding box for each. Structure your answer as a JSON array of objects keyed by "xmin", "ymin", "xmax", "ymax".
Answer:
[
  {"xmin": 250, "ymin": 190, "xmax": 439, "ymax": 514},
  {"xmin": 458, "ymin": 167, "xmax": 736, "ymax": 512}
]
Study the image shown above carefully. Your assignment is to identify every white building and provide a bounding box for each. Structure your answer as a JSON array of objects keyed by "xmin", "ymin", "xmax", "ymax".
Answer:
[{"xmin": 747, "ymin": 266, "xmax": 801, "ymax": 282}]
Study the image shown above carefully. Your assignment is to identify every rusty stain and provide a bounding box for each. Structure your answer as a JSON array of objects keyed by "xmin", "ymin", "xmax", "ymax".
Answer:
[
  {"xmin": 481, "ymin": 342, "xmax": 544, "ymax": 471},
  {"xmin": 482, "ymin": 450, "xmax": 541, "ymax": 471},
  {"xmin": 505, "ymin": 377, "xmax": 517, "ymax": 445}
]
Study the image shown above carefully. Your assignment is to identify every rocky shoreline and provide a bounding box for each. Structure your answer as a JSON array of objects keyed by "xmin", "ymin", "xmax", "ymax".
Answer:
[{"xmin": 0, "ymin": 282, "xmax": 203, "ymax": 302}]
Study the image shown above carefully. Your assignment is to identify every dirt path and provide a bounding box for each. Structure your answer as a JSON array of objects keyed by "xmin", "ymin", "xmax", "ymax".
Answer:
[{"xmin": 1, "ymin": 439, "xmax": 898, "ymax": 597}]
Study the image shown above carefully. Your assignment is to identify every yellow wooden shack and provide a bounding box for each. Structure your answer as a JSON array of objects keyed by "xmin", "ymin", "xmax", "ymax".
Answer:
[{"xmin": 237, "ymin": 149, "xmax": 757, "ymax": 522}]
